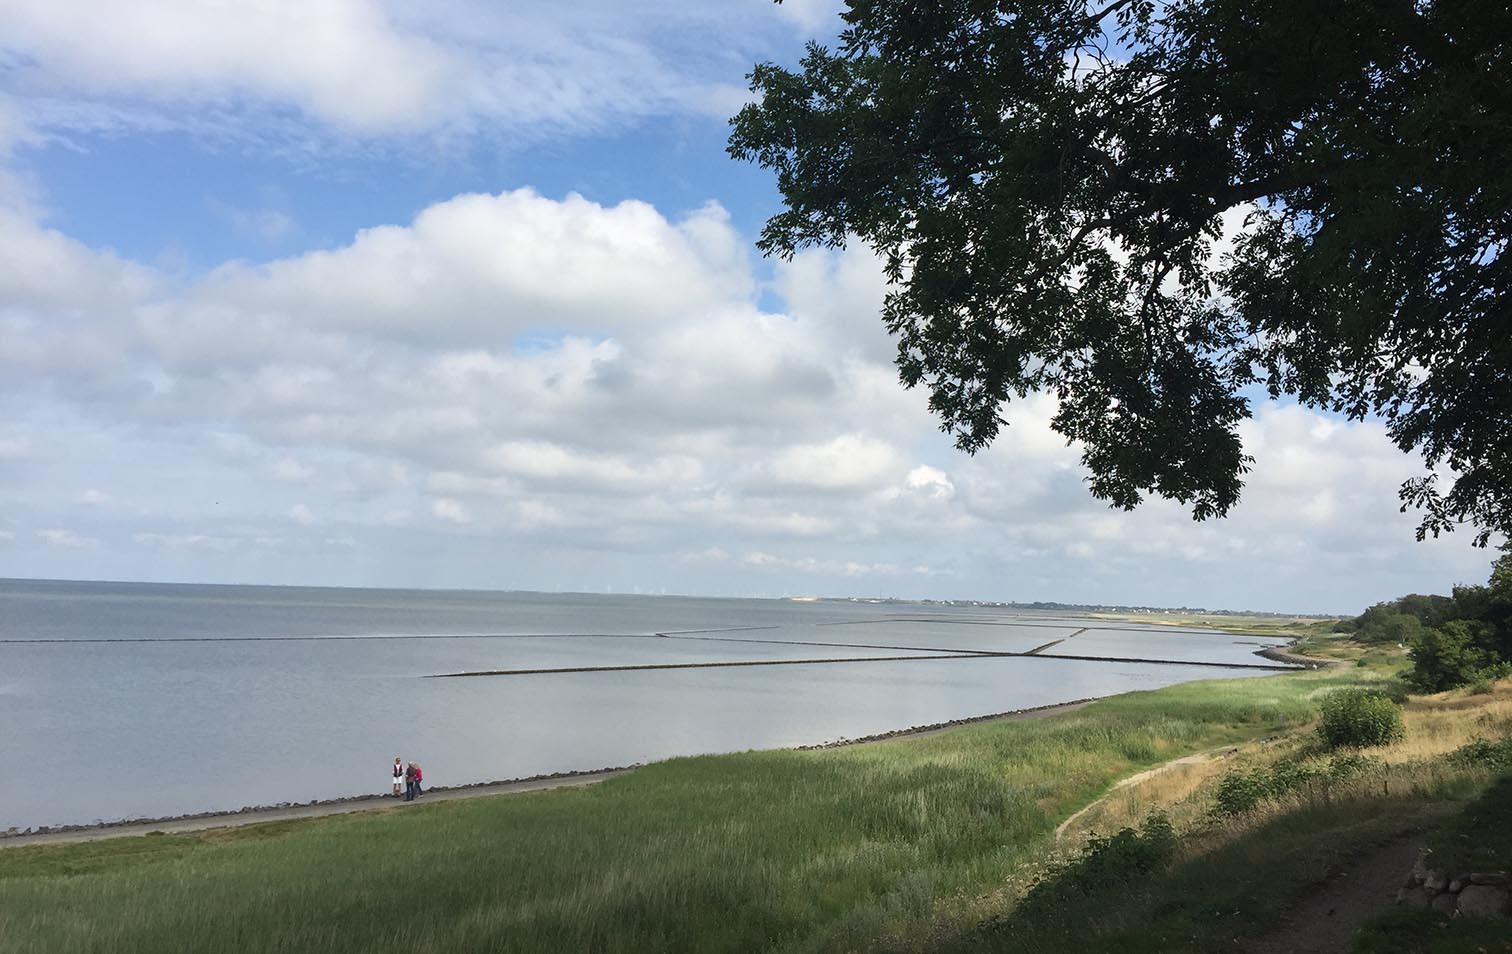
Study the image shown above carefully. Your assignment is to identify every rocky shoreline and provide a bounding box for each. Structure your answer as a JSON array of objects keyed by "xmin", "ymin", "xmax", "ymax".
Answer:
[
  {"xmin": 3, "ymin": 698, "xmax": 1102, "ymax": 841},
  {"xmin": 0, "ymin": 764, "xmax": 639, "ymax": 840}
]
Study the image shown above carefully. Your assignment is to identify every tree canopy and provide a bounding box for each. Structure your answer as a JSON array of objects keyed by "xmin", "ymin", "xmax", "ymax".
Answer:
[{"xmin": 729, "ymin": 0, "xmax": 1512, "ymax": 543}]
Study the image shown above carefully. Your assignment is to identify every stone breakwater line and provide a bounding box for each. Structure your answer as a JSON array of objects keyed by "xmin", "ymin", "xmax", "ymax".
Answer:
[{"xmin": 428, "ymin": 652, "xmax": 1296, "ymax": 678}]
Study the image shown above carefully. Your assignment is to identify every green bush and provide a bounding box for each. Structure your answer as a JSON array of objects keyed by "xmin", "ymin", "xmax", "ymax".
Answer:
[
  {"xmin": 1407, "ymin": 621, "xmax": 1499, "ymax": 692},
  {"xmin": 1210, "ymin": 754, "xmax": 1380, "ymax": 817},
  {"xmin": 1011, "ymin": 814, "xmax": 1178, "ymax": 923},
  {"xmin": 1449, "ymin": 736, "xmax": 1512, "ymax": 770},
  {"xmin": 1212, "ymin": 770, "xmax": 1273, "ymax": 817},
  {"xmin": 1317, "ymin": 688, "xmax": 1405, "ymax": 749},
  {"xmin": 1325, "ymin": 753, "xmax": 1381, "ymax": 780}
]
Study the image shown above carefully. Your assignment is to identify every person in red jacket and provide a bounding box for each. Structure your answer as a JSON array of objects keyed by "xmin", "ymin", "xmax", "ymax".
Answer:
[{"xmin": 412, "ymin": 763, "xmax": 423, "ymax": 797}]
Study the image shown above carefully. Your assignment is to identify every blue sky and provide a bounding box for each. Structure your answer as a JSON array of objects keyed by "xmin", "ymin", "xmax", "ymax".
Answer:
[{"xmin": 0, "ymin": 0, "xmax": 1497, "ymax": 612}]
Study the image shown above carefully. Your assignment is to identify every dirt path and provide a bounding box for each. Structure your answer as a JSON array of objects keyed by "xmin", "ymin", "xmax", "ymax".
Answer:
[
  {"xmin": 1242, "ymin": 819, "xmax": 1446, "ymax": 954},
  {"xmin": 1053, "ymin": 751, "xmax": 1219, "ymax": 841},
  {"xmin": 2, "ymin": 699, "xmax": 1092, "ymax": 849}
]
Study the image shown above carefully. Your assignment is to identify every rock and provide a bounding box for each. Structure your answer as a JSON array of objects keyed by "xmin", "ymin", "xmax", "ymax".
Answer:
[
  {"xmin": 1412, "ymin": 848, "xmax": 1432, "ymax": 880},
  {"xmin": 1401, "ymin": 887, "xmax": 1434, "ymax": 910},
  {"xmin": 1424, "ymin": 870, "xmax": 1449, "ymax": 892},
  {"xmin": 1457, "ymin": 885, "xmax": 1511, "ymax": 919},
  {"xmin": 1449, "ymin": 879, "xmax": 1464, "ymax": 893},
  {"xmin": 1430, "ymin": 892, "xmax": 1457, "ymax": 914},
  {"xmin": 1468, "ymin": 872, "xmax": 1509, "ymax": 886}
]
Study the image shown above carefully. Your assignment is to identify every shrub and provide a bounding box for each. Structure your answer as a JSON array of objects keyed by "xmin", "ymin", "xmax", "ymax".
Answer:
[
  {"xmin": 1212, "ymin": 770, "xmax": 1273, "ymax": 817},
  {"xmin": 1012, "ymin": 813, "xmax": 1178, "ymax": 922},
  {"xmin": 1407, "ymin": 621, "xmax": 1498, "ymax": 692},
  {"xmin": 1326, "ymin": 753, "xmax": 1381, "ymax": 780},
  {"xmin": 1317, "ymin": 688, "xmax": 1405, "ymax": 749},
  {"xmin": 1449, "ymin": 736, "xmax": 1512, "ymax": 770}
]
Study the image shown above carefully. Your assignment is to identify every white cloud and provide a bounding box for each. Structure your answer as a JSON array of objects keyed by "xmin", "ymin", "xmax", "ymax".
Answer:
[
  {"xmin": 904, "ymin": 465, "xmax": 955, "ymax": 500},
  {"xmin": 0, "ymin": 183, "xmax": 1496, "ymax": 612},
  {"xmin": 431, "ymin": 497, "xmax": 471, "ymax": 525},
  {"xmin": 0, "ymin": 0, "xmax": 819, "ymax": 142},
  {"xmin": 133, "ymin": 532, "xmax": 238, "ymax": 551},
  {"xmin": 270, "ymin": 458, "xmax": 312, "ymax": 482},
  {"xmin": 37, "ymin": 528, "xmax": 96, "ymax": 548},
  {"xmin": 4, "ymin": 0, "xmax": 458, "ymax": 133},
  {"xmin": 766, "ymin": 434, "xmax": 903, "ymax": 492}
]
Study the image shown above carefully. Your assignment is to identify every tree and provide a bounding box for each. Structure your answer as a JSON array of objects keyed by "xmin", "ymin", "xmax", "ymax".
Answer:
[
  {"xmin": 730, "ymin": 0, "xmax": 1512, "ymax": 542},
  {"xmin": 1407, "ymin": 619, "xmax": 1498, "ymax": 692}
]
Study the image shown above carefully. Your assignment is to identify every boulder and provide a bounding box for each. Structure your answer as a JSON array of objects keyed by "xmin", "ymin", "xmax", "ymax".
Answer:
[
  {"xmin": 1430, "ymin": 891, "xmax": 1457, "ymax": 914},
  {"xmin": 1467, "ymin": 872, "xmax": 1509, "ymax": 886},
  {"xmin": 1456, "ymin": 885, "xmax": 1511, "ymax": 919},
  {"xmin": 1401, "ymin": 887, "xmax": 1434, "ymax": 910},
  {"xmin": 1411, "ymin": 849, "xmax": 1432, "ymax": 880},
  {"xmin": 1448, "ymin": 879, "xmax": 1464, "ymax": 893},
  {"xmin": 1424, "ymin": 870, "xmax": 1449, "ymax": 892}
]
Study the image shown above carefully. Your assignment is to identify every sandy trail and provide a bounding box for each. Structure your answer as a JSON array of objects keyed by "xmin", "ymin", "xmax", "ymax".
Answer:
[{"xmin": 1054, "ymin": 751, "xmax": 1221, "ymax": 841}]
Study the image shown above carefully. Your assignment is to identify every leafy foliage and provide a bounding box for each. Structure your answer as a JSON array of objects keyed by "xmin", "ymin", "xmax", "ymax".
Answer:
[
  {"xmin": 1008, "ymin": 813, "xmax": 1178, "ymax": 926},
  {"xmin": 1449, "ymin": 735, "xmax": 1512, "ymax": 771},
  {"xmin": 1317, "ymin": 689, "xmax": 1405, "ymax": 749},
  {"xmin": 730, "ymin": 0, "xmax": 1512, "ymax": 541},
  {"xmin": 1212, "ymin": 754, "xmax": 1378, "ymax": 816},
  {"xmin": 1340, "ymin": 547, "xmax": 1512, "ymax": 691},
  {"xmin": 1406, "ymin": 620, "xmax": 1503, "ymax": 692}
]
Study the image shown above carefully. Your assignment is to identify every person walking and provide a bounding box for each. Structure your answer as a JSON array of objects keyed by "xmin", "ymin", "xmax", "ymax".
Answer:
[
  {"xmin": 392, "ymin": 757, "xmax": 404, "ymax": 797},
  {"xmin": 404, "ymin": 761, "xmax": 416, "ymax": 801},
  {"xmin": 412, "ymin": 762, "xmax": 424, "ymax": 797}
]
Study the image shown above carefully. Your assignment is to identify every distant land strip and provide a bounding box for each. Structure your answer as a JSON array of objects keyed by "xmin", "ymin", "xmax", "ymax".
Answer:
[
  {"xmin": 429, "ymin": 652, "xmax": 1296, "ymax": 678},
  {"xmin": 814, "ymin": 617, "xmax": 1233, "ymax": 634}
]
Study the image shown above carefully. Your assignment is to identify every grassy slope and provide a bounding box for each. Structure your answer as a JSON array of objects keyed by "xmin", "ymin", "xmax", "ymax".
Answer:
[
  {"xmin": 0, "ymin": 672, "xmax": 1352, "ymax": 954},
  {"xmin": 938, "ymin": 678, "xmax": 1512, "ymax": 954}
]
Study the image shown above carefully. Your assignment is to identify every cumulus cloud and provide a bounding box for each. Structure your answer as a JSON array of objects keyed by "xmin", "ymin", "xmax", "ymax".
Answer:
[
  {"xmin": 0, "ymin": 184, "xmax": 1496, "ymax": 611},
  {"xmin": 0, "ymin": 0, "xmax": 819, "ymax": 141}
]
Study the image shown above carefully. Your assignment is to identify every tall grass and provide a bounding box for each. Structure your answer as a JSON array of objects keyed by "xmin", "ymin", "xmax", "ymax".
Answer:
[{"xmin": 0, "ymin": 672, "xmax": 1353, "ymax": 954}]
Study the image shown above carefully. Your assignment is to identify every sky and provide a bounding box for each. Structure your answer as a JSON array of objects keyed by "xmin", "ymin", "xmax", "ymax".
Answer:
[{"xmin": 0, "ymin": 0, "xmax": 1497, "ymax": 613}]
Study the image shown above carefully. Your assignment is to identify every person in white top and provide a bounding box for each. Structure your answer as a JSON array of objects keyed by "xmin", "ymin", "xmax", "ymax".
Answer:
[{"xmin": 392, "ymin": 757, "xmax": 404, "ymax": 797}]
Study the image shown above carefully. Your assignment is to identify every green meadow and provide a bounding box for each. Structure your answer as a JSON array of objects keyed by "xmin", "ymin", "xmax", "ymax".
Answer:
[
  {"xmin": 4, "ymin": 664, "xmax": 1507, "ymax": 954},
  {"xmin": 0, "ymin": 673, "xmax": 1341, "ymax": 954}
]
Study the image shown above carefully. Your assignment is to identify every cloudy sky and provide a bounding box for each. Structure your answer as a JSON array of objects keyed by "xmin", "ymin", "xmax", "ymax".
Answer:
[{"xmin": 0, "ymin": 0, "xmax": 1496, "ymax": 612}]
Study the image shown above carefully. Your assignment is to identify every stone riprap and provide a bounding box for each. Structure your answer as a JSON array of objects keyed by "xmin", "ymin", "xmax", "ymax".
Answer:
[{"xmin": 1397, "ymin": 850, "xmax": 1510, "ymax": 919}]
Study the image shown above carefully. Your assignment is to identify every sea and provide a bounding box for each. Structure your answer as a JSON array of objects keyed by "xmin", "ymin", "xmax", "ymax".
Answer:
[{"xmin": 0, "ymin": 578, "xmax": 1294, "ymax": 830}]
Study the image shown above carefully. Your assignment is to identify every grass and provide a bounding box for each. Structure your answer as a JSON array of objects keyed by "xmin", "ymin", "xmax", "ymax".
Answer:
[
  {"xmin": 0, "ymin": 671, "xmax": 1356, "ymax": 954},
  {"xmin": 1353, "ymin": 774, "xmax": 1512, "ymax": 954},
  {"xmin": 6, "ymin": 667, "xmax": 1506, "ymax": 954},
  {"xmin": 932, "ymin": 676, "xmax": 1512, "ymax": 954}
]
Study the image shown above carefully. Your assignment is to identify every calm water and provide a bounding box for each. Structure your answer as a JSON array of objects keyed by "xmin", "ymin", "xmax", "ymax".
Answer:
[{"xmin": 0, "ymin": 579, "xmax": 1293, "ymax": 829}]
